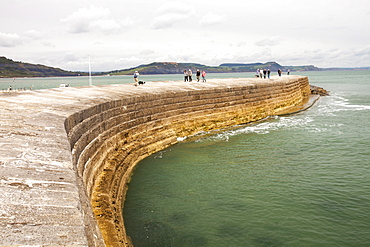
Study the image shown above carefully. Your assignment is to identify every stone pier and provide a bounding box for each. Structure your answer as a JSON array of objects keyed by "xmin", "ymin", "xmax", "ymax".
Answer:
[{"xmin": 0, "ymin": 76, "xmax": 312, "ymax": 246}]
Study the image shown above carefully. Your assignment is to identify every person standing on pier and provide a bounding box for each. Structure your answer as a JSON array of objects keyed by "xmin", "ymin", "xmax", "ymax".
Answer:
[
  {"xmin": 188, "ymin": 69, "xmax": 193, "ymax": 82},
  {"xmin": 184, "ymin": 70, "xmax": 189, "ymax": 82},
  {"xmin": 134, "ymin": 71, "xmax": 140, "ymax": 86},
  {"xmin": 202, "ymin": 70, "xmax": 206, "ymax": 82},
  {"xmin": 267, "ymin": 69, "xmax": 271, "ymax": 79},
  {"xmin": 196, "ymin": 69, "xmax": 201, "ymax": 82}
]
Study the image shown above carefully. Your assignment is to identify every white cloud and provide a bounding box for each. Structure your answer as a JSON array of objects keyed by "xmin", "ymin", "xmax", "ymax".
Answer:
[
  {"xmin": 64, "ymin": 53, "xmax": 79, "ymax": 62},
  {"xmin": 199, "ymin": 12, "xmax": 225, "ymax": 26},
  {"xmin": 25, "ymin": 30, "xmax": 43, "ymax": 39},
  {"xmin": 151, "ymin": 1, "xmax": 193, "ymax": 29},
  {"xmin": 255, "ymin": 37, "xmax": 283, "ymax": 47},
  {"xmin": 151, "ymin": 13, "xmax": 189, "ymax": 29},
  {"xmin": 61, "ymin": 5, "xmax": 121, "ymax": 34},
  {"xmin": 2, "ymin": 0, "xmax": 370, "ymax": 71},
  {"xmin": 269, "ymin": 48, "xmax": 369, "ymax": 68},
  {"xmin": 42, "ymin": 41, "xmax": 55, "ymax": 47},
  {"xmin": 0, "ymin": 32, "xmax": 22, "ymax": 47},
  {"xmin": 92, "ymin": 19, "xmax": 121, "ymax": 32},
  {"xmin": 120, "ymin": 17, "xmax": 134, "ymax": 27},
  {"xmin": 354, "ymin": 45, "xmax": 370, "ymax": 57},
  {"xmin": 156, "ymin": 1, "xmax": 190, "ymax": 15},
  {"xmin": 140, "ymin": 50, "xmax": 155, "ymax": 55}
]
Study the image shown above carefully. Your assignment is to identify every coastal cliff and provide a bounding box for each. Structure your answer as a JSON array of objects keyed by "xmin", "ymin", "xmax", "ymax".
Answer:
[{"xmin": 0, "ymin": 76, "xmax": 311, "ymax": 246}]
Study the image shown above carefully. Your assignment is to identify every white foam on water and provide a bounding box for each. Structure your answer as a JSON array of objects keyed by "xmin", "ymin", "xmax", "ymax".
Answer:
[
  {"xmin": 316, "ymin": 94, "xmax": 370, "ymax": 116},
  {"xmin": 153, "ymin": 148, "xmax": 172, "ymax": 159},
  {"xmin": 338, "ymin": 102, "xmax": 370, "ymax": 110},
  {"xmin": 195, "ymin": 116, "xmax": 314, "ymax": 142},
  {"xmin": 180, "ymin": 93, "xmax": 369, "ymax": 143},
  {"xmin": 177, "ymin": 136, "xmax": 187, "ymax": 142}
]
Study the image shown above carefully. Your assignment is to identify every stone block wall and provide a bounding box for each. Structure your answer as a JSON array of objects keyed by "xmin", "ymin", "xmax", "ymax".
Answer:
[{"xmin": 65, "ymin": 76, "xmax": 310, "ymax": 246}]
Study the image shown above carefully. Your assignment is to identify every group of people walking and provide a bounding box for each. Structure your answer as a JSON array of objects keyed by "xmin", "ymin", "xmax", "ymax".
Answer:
[
  {"xmin": 256, "ymin": 68, "xmax": 290, "ymax": 79},
  {"xmin": 256, "ymin": 69, "xmax": 271, "ymax": 79},
  {"xmin": 184, "ymin": 69, "xmax": 206, "ymax": 82},
  {"xmin": 134, "ymin": 68, "xmax": 291, "ymax": 86},
  {"xmin": 134, "ymin": 69, "xmax": 207, "ymax": 86}
]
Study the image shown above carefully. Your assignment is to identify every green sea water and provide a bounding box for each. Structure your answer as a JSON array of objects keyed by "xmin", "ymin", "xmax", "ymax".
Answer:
[{"xmin": 123, "ymin": 70, "xmax": 370, "ymax": 246}]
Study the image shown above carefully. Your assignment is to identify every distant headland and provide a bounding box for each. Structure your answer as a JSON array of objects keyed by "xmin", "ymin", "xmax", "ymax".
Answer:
[
  {"xmin": 108, "ymin": 61, "xmax": 319, "ymax": 76},
  {"xmin": 0, "ymin": 56, "xmax": 368, "ymax": 78},
  {"xmin": 0, "ymin": 57, "xmax": 87, "ymax": 78}
]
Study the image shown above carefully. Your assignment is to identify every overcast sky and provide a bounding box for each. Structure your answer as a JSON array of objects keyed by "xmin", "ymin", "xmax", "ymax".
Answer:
[{"xmin": 1, "ymin": 0, "xmax": 370, "ymax": 71}]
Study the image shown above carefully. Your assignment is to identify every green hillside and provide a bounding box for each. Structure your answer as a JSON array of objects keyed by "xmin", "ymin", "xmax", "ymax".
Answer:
[
  {"xmin": 108, "ymin": 62, "xmax": 232, "ymax": 75},
  {"xmin": 220, "ymin": 61, "xmax": 284, "ymax": 72},
  {"xmin": 0, "ymin": 57, "xmax": 86, "ymax": 78},
  {"xmin": 108, "ymin": 61, "xmax": 320, "ymax": 75},
  {"xmin": 0, "ymin": 56, "xmax": 322, "ymax": 78}
]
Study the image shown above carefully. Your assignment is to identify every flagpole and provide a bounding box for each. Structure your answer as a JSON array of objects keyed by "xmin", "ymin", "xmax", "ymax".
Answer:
[{"xmin": 89, "ymin": 55, "xmax": 92, "ymax": 86}]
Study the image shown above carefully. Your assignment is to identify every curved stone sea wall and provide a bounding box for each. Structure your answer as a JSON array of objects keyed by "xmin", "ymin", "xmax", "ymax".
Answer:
[
  {"xmin": 66, "ymin": 76, "xmax": 310, "ymax": 246},
  {"xmin": 0, "ymin": 76, "xmax": 310, "ymax": 246}
]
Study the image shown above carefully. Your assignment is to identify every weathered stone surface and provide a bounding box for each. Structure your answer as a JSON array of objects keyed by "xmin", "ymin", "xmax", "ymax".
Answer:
[{"xmin": 0, "ymin": 76, "xmax": 312, "ymax": 246}]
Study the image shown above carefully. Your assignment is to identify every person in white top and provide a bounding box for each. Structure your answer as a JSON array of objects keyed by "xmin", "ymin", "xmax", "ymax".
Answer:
[
  {"xmin": 133, "ymin": 71, "xmax": 139, "ymax": 86},
  {"xmin": 184, "ymin": 70, "xmax": 189, "ymax": 82}
]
